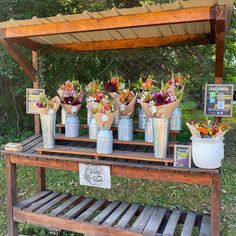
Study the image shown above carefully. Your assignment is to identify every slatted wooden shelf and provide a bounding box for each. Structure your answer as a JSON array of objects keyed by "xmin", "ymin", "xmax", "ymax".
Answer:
[
  {"xmin": 56, "ymin": 123, "xmax": 179, "ymax": 134},
  {"xmin": 55, "ymin": 133, "xmax": 178, "ymax": 147},
  {"xmin": 13, "ymin": 190, "xmax": 211, "ymax": 236},
  {"xmin": 36, "ymin": 145, "xmax": 174, "ymax": 163}
]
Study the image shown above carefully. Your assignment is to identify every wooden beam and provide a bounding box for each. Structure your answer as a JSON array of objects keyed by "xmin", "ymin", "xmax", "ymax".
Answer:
[
  {"xmin": 214, "ymin": 5, "xmax": 226, "ymax": 83},
  {"xmin": 1, "ymin": 6, "xmax": 211, "ymax": 38},
  {"xmin": 0, "ymin": 39, "xmax": 37, "ymax": 82},
  {"xmin": 52, "ymin": 34, "xmax": 209, "ymax": 52},
  {"xmin": 10, "ymin": 37, "xmax": 40, "ymax": 50}
]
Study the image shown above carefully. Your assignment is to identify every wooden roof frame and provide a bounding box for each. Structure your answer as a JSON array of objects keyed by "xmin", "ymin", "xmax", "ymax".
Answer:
[{"xmin": 0, "ymin": 4, "xmax": 229, "ymax": 84}]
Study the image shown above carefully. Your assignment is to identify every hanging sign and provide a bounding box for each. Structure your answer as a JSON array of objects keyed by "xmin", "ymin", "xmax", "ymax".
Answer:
[
  {"xmin": 26, "ymin": 88, "xmax": 45, "ymax": 114},
  {"xmin": 174, "ymin": 145, "xmax": 192, "ymax": 168},
  {"xmin": 204, "ymin": 84, "xmax": 234, "ymax": 117},
  {"xmin": 79, "ymin": 164, "xmax": 111, "ymax": 189}
]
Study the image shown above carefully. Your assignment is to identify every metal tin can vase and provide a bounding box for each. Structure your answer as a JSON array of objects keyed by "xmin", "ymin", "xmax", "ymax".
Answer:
[
  {"xmin": 97, "ymin": 128, "xmax": 113, "ymax": 154},
  {"xmin": 191, "ymin": 136, "xmax": 224, "ymax": 169},
  {"xmin": 170, "ymin": 106, "xmax": 182, "ymax": 131},
  {"xmin": 61, "ymin": 108, "xmax": 66, "ymax": 125},
  {"xmin": 153, "ymin": 118, "xmax": 169, "ymax": 158},
  {"xmin": 40, "ymin": 111, "xmax": 56, "ymax": 149},
  {"xmin": 65, "ymin": 114, "xmax": 79, "ymax": 138},
  {"xmin": 138, "ymin": 107, "xmax": 146, "ymax": 129},
  {"xmin": 89, "ymin": 117, "xmax": 98, "ymax": 139},
  {"xmin": 118, "ymin": 116, "xmax": 133, "ymax": 141},
  {"xmin": 145, "ymin": 117, "xmax": 153, "ymax": 143},
  {"xmin": 112, "ymin": 111, "xmax": 120, "ymax": 127},
  {"xmin": 87, "ymin": 110, "xmax": 93, "ymax": 125}
]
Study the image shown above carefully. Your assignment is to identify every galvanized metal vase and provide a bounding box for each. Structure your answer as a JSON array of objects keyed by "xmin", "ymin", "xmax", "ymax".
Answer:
[
  {"xmin": 153, "ymin": 118, "xmax": 169, "ymax": 158},
  {"xmin": 65, "ymin": 114, "xmax": 79, "ymax": 138},
  {"xmin": 40, "ymin": 111, "xmax": 56, "ymax": 149},
  {"xmin": 138, "ymin": 107, "xmax": 146, "ymax": 129},
  {"xmin": 118, "ymin": 116, "xmax": 133, "ymax": 141},
  {"xmin": 145, "ymin": 117, "xmax": 153, "ymax": 143},
  {"xmin": 170, "ymin": 106, "xmax": 182, "ymax": 131},
  {"xmin": 97, "ymin": 128, "xmax": 113, "ymax": 154},
  {"xmin": 112, "ymin": 111, "xmax": 120, "ymax": 127},
  {"xmin": 89, "ymin": 117, "xmax": 98, "ymax": 139},
  {"xmin": 61, "ymin": 108, "xmax": 66, "ymax": 125},
  {"xmin": 87, "ymin": 110, "xmax": 92, "ymax": 125}
]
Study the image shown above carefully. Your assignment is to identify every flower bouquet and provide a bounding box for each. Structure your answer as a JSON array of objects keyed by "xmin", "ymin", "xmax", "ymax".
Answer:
[
  {"xmin": 37, "ymin": 95, "xmax": 61, "ymax": 149},
  {"xmin": 139, "ymin": 75, "xmax": 185, "ymax": 158},
  {"xmin": 57, "ymin": 79, "xmax": 83, "ymax": 137},
  {"xmin": 85, "ymin": 80, "xmax": 105, "ymax": 126},
  {"xmin": 115, "ymin": 88, "xmax": 137, "ymax": 141},
  {"xmin": 187, "ymin": 118, "xmax": 229, "ymax": 169},
  {"xmin": 91, "ymin": 97, "xmax": 116, "ymax": 154},
  {"xmin": 105, "ymin": 74, "xmax": 125, "ymax": 127}
]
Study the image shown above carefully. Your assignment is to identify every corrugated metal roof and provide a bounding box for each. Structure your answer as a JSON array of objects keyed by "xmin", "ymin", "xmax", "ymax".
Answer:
[{"xmin": 0, "ymin": 0, "xmax": 234, "ymax": 46}]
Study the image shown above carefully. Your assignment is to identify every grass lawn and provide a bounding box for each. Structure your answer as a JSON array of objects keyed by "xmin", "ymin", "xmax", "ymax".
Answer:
[{"xmin": 0, "ymin": 107, "xmax": 235, "ymax": 235}]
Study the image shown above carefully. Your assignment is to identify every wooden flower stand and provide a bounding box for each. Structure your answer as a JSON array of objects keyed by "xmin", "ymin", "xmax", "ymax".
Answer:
[{"xmin": 2, "ymin": 125, "xmax": 220, "ymax": 236}]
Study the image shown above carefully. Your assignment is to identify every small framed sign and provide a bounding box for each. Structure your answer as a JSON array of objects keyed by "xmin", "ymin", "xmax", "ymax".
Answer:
[
  {"xmin": 174, "ymin": 145, "xmax": 192, "ymax": 168},
  {"xmin": 204, "ymin": 84, "xmax": 234, "ymax": 117},
  {"xmin": 26, "ymin": 88, "xmax": 45, "ymax": 114},
  {"xmin": 79, "ymin": 164, "xmax": 111, "ymax": 189}
]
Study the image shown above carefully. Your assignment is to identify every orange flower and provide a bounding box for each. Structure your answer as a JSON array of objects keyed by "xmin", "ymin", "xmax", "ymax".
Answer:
[{"xmin": 196, "ymin": 127, "xmax": 209, "ymax": 135}]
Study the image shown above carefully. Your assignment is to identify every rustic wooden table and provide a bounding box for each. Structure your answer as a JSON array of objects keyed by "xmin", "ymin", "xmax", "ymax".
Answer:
[{"xmin": 3, "ymin": 134, "xmax": 220, "ymax": 236}]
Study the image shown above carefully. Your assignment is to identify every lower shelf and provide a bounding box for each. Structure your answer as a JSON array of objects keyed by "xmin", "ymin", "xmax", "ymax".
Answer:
[{"xmin": 13, "ymin": 191, "xmax": 210, "ymax": 236}]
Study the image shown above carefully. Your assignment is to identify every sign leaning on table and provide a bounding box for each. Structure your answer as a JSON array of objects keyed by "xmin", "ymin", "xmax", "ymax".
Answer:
[{"xmin": 174, "ymin": 145, "xmax": 192, "ymax": 168}]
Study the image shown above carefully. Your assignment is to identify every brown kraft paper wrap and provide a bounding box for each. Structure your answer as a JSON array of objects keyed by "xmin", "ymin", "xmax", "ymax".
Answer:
[
  {"xmin": 116, "ymin": 93, "xmax": 137, "ymax": 117},
  {"xmin": 37, "ymin": 96, "xmax": 61, "ymax": 115},
  {"xmin": 94, "ymin": 113, "xmax": 115, "ymax": 129},
  {"xmin": 141, "ymin": 99, "xmax": 180, "ymax": 119},
  {"xmin": 61, "ymin": 103, "xmax": 82, "ymax": 115}
]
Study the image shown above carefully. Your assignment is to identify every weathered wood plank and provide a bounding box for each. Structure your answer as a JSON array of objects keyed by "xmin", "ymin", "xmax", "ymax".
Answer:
[
  {"xmin": 162, "ymin": 209, "xmax": 181, "ymax": 236},
  {"xmin": 35, "ymin": 193, "xmax": 69, "ymax": 214},
  {"xmin": 199, "ymin": 215, "xmax": 211, "ymax": 236},
  {"xmin": 25, "ymin": 192, "xmax": 60, "ymax": 212},
  {"xmin": 76, "ymin": 199, "xmax": 107, "ymax": 222},
  {"xmin": 63, "ymin": 198, "xmax": 94, "ymax": 219},
  {"xmin": 143, "ymin": 208, "xmax": 167, "ymax": 236},
  {"xmin": 15, "ymin": 191, "xmax": 51, "ymax": 209},
  {"xmin": 91, "ymin": 201, "xmax": 120, "ymax": 225},
  {"xmin": 130, "ymin": 206, "xmax": 156, "ymax": 233},
  {"xmin": 115, "ymin": 203, "xmax": 140, "ymax": 230},
  {"xmin": 49, "ymin": 195, "xmax": 81, "ymax": 217},
  {"xmin": 103, "ymin": 202, "xmax": 130, "ymax": 226},
  {"xmin": 36, "ymin": 145, "xmax": 173, "ymax": 163},
  {"xmin": 180, "ymin": 212, "xmax": 196, "ymax": 236}
]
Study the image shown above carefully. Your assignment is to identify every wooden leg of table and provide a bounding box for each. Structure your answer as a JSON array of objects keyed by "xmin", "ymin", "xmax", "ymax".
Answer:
[
  {"xmin": 6, "ymin": 156, "xmax": 18, "ymax": 236},
  {"xmin": 36, "ymin": 167, "xmax": 46, "ymax": 192},
  {"xmin": 211, "ymin": 174, "xmax": 221, "ymax": 236}
]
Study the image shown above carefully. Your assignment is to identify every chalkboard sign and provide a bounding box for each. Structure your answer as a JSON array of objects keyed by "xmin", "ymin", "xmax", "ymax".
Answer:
[
  {"xmin": 26, "ymin": 88, "xmax": 45, "ymax": 114},
  {"xmin": 204, "ymin": 84, "xmax": 234, "ymax": 117},
  {"xmin": 174, "ymin": 145, "xmax": 191, "ymax": 168}
]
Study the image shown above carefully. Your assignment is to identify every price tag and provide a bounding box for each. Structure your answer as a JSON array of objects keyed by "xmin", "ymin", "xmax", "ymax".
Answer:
[{"xmin": 79, "ymin": 164, "xmax": 111, "ymax": 189}]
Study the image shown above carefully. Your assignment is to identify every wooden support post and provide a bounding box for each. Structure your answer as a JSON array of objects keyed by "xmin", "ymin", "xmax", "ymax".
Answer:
[
  {"xmin": 211, "ymin": 174, "xmax": 221, "ymax": 236},
  {"xmin": 0, "ymin": 39, "xmax": 37, "ymax": 82},
  {"xmin": 32, "ymin": 50, "xmax": 46, "ymax": 192},
  {"xmin": 6, "ymin": 156, "xmax": 18, "ymax": 236}
]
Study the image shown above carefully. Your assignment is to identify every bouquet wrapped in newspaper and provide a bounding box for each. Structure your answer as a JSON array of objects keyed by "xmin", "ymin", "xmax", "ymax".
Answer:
[
  {"xmin": 139, "ymin": 75, "xmax": 185, "ymax": 158},
  {"xmin": 116, "ymin": 88, "xmax": 137, "ymax": 141},
  {"xmin": 104, "ymin": 74, "xmax": 125, "ymax": 126},
  {"xmin": 91, "ymin": 97, "xmax": 116, "ymax": 154},
  {"xmin": 187, "ymin": 118, "xmax": 229, "ymax": 169},
  {"xmin": 57, "ymin": 80, "xmax": 83, "ymax": 137},
  {"xmin": 37, "ymin": 95, "xmax": 61, "ymax": 149}
]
